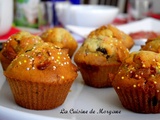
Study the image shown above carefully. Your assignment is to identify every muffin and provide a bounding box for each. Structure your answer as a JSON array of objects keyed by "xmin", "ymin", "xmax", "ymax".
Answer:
[
  {"xmin": 74, "ymin": 36, "xmax": 129, "ymax": 88},
  {"xmin": 88, "ymin": 25, "xmax": 134, "ymax": 50},
  {"xmin": 112, "ymin": 51, "xmax": 160, "ymax": 113},
  {"xmin": 0, "ymin": 31, "xmax": 43, "ymax": 70},
  {"xmin": 4, "ymin": 42, "xmax": 78, "ymax": 110},
  {"xmin": 40, "ymin": 27, "xmax": 78, "ymax": 57},
  {"xmin": 140, "ymin": 38, "xmax": 160, "ymax": 53}
]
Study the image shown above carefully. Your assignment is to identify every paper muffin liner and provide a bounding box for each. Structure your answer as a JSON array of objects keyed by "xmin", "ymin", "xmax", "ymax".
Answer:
[
  {"xmin": 6, "ymin": 77, "xmax": 74, "ymax": 110},
  {"xmin": 114, "ymin": 87, "xmax": 160, "ymax": 113},
  {"xmin": 78, "ymin": 63, "xmax": 120, "ymax": 88}
]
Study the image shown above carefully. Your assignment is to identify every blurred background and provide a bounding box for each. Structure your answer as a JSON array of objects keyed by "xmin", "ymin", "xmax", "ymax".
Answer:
[
  {"xmin": 1, "ymin": 0, "xmax": 160, "ymax": 39},
  {"xmin": 13, "ymin": 0, "xmax": 127, "ymax": 29},
  {"xmin": 12, "ymin": 0, "xmax": 160, "ymax": 29}
]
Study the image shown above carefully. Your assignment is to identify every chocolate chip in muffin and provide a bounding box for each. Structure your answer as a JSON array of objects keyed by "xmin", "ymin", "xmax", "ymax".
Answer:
[
  {"xmin": 152, "ymin": 96, "xmax": 158, "ymax": 106},
  {"xmin": 14, "ymin": 38, "xmax": 21, "ymax": 44},
  {"xmin": 96, "ymin": 47, "xmax": 110, "ymax": 59},
  {"xmin": 96, "ymin": 47, "xmax": 107, "ymax": 54},
  {"xmin": 148, "ymin": 96, "xmax": 159, "ymax": 106}
]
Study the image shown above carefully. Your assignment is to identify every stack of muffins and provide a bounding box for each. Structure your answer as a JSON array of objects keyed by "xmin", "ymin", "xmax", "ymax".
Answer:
[{"xmin": 0, "ymin": 28, "xmax": 78, "ymax": 110}]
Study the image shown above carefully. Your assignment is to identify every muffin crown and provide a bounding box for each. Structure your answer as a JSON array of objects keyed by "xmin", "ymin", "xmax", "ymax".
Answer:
[
  {"xmin": 74, "ymin": 36, "xmax": 129, "ymax": 65},
  {"xmin": 88, "ymin": 25, "xmax": 113, "ymax": 38},
  {"xmin": 40, "ymin": 27, "xmax": 74, "ymax": 43},
  {"xmin": 1, "ymin": 31, "xmax": 43, "ymax": 60},
  {"xmin": 87, "ymin": 24, "xmax": 134, "ymax": 49},
  {"xmin": 40, "ymin": 27, "xmax": 78, "ymax": 57},
  {"xmin": 113, "ymin": 51, "xmax": 160, "ymax": 89},
  {"xmin": 4, "ymin": 42, "xmax": 78, "ymax": 83},
  {"xmin": 141, "ymin": 39, "xmax": 160, "ymax": 53}
]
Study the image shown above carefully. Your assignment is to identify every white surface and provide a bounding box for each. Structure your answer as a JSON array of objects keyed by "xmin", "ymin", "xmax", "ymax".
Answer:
[
  {"xmin": 65, "ymin": 25, "xmax": 94, "ymax": 38},
  {"xmin": 1, "ymin": 45, "xmax": 160, "ymax": 120},
  {"xmin": 66, "ymin": 18, "xmax": 160, "ymax": 45},
  {"xmin": 133, "ymin": 39, "xmax": 147, "ymax": 46},
  {"xmin": 55, "ymin": 2, "xmax": 119, "ymax": 27},
  {"xmin": 117, "ymin": 17, "xmax": 160, "ymax": 34}
]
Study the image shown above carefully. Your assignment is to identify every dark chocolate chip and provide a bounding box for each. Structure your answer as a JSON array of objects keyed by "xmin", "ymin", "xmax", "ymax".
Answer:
[
  {"xmin": 152, "ymin": 96, "xmax": 158, "ymax": 106},
  {"xmin": 96, "ymin": 47, "xmax": 107, "ymax": 54}
]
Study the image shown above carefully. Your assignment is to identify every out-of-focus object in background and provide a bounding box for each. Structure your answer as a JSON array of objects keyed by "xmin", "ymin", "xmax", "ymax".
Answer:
[
  {"xmin": 127, "ymin": 0, "xmax": 153, "ymax": 22},
  {"xmin": 14, "ymin": 0, "xmax": 78, "ymax": 30},
  {"xmin": 55, "ymin": 1, "xmax": 119, "ymax": 27},
  {"xmin": 38, "ymin": 0, "xmax": 54, "ymax": 30},
  {"xmin": 0, "ymin": 0, "xmax": 13, "ymax": 36},
  {"xmin": 82, "ymin": 0, "xmax": 126, "ymax": 13},
  {"xmin": 14, "ymin": 0, "xmax": 40, "ymax": 28},
  {"xmin": 147, "ymin": 0, "xmax": 160, "ymax": 20},
  {"xmin": 70, "ymin": 0, "xmax": 80, "ymax": 4}
]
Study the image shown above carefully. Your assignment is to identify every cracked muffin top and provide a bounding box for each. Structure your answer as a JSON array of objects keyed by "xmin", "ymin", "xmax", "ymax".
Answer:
[
  {"xmin": 141, "ymin": 38, "xmax": 160, "ymax": 53},
  {"xmin": 87, "ymin": 24, "xmax": 134, "ymax": 50},
  {"xmin": 0, "ymin": 31, "xmax": 44, "ymax": 70},
  {"xmin": 112, "ymin": 51, "xmax": 160, "ymax": 89},
  {"xmin": 40, "ymin": 27, "xmax": 78, "ymax": 57},
  {"xmin": 1, "ymin": 31, "xmax": 43, "ymax": 61},
  {"xmin": 4, "ymin": 42, "xmax": 78, "ymax": 83},
  {"xmin": 74, "ymin": 36, "xmax": 129, "ymax": 66}
]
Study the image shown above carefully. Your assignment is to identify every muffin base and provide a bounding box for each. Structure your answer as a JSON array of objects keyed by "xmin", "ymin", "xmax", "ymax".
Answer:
[
  {"xmin": 77, "ymin": 63, "xmax": 120, "ymax": 88},
  {"xmin": 114, "ymin": 87, "xmax": 160, "ymax": 113},
  {"xmin": 6, "ymin": 78, "xmax": 74, "ymax": 110}
]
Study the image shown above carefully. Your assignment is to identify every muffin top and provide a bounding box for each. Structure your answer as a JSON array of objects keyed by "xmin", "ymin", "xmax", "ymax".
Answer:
[
  {"xmin": 112, "ymin": 51, "xmax": 160, "ymax": 90},
  {"xmin": 4, "ymin": 42, "xmax": 78, "ymax": 83},
  {"xmin": 1, "ymin": 31, "xmax": 43, "ymax": 61},
  {"xmin": 141, "ymin": 38, "xmax": 160, "ymax": 53},
  {"xmin": 74, "ymin": 36, "xmax": 129, "ymax": 66},
  {"xmin": 88, "ymin": 25, "xmax": 113, "ymax": 38},
  {"xmin": 40, "ymin": 27, "xmax": 78, "ymax": 57},
  {"xmin": 87, "ymin": 25, "xmax": 134, "ymax": 49}
]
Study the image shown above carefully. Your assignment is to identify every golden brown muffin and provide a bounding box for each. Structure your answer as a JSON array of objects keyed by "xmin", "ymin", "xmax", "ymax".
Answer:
[
  {"xmin": 88, "ymin": 25, "xmax": 134, "ymax": 50},
  {"xmin": 0, "ymin": 31, "xmax": 43, "ymax": 70},
  {"xmin": 140, "ymin": 38, "xmax": 160, "ymax": 53},
  {"xmin": 4, "ymin": 42, "xmax": 78, "ymax": 110},
  {"xmin": 40, "ymin": 27, "xmax": 78, "ymax": 57},
  {"xmin": 74, "ymin": 36, "xmax": 129, "ymax": 88},
  {"xmin": 112, "ymin": 51, "xmax": 160, "ymax": 113}
]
